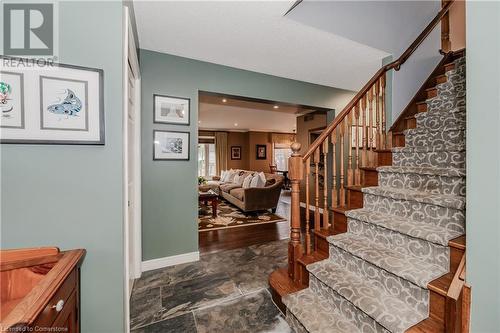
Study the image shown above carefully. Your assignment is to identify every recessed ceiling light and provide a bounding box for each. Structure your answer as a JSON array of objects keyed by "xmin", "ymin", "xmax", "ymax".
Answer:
[
  {"xmin": 234, "ymin": 123, "xmax": 238, "ymax": 126},
  {"xmin": 222, "ymin": 98, "xmax": 227, "ymax": 103},
  {"xmin": 273, "ymin": 105, "xmax": 279, "ymax": 109},
  {"xmin": 198, "ymin": 120, "xmax": 201, "ymax": 124}
]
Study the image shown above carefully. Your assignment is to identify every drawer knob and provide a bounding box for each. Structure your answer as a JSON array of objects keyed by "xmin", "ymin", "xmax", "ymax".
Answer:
[{"xmin": 52, "ymin": 300, "xmax": 64, "ymax": 312}]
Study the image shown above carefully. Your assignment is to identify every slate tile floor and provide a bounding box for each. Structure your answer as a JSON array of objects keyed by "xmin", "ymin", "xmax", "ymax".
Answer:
[{"xmin": 130, "ymin": 239, "xmax": 291, "ymax": 332}]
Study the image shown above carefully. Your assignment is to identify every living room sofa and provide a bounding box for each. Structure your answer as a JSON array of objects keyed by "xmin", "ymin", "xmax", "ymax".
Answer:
[{"xmin": 206, "ymin": 171, "xmax": 283, "ymax": 213}]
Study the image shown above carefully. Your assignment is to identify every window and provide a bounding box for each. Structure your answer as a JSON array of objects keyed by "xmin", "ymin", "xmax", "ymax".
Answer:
[
  {"xmin": 198, "ymin": 143, "xmax": 216, "ymax": 178},
  {"xmin": 274, "ymin": 144, "xmax": 292, "ymax": 171}
]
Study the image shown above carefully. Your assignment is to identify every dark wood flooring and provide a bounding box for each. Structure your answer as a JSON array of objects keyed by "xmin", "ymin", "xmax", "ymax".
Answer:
[{"xmin": 198, "ymin": 192, "xmax": 291, "ymax": 254}]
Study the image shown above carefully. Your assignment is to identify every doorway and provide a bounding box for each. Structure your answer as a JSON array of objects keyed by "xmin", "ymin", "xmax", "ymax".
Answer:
[{"xmin": 124, "ymin": 6, "xmax": 142, "ymax": 332}]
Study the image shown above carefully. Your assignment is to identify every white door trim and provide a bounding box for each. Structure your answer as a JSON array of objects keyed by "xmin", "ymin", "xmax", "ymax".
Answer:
[{"xmin": 123, "ymin": 6, "xmax": 142, "ymax": 333}]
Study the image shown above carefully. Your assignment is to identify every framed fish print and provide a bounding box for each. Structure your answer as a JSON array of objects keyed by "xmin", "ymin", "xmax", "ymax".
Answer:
[
  {"xmin": 153, "ymin": 94, "xmax": 190, "ymax": 125},
  {"xmin": 153, "ymin": 130, "xmax": 190, "ymax": 161},
  {"xmin": 0, "ymin": 56, "xmax": 104, "ymax": 144}
]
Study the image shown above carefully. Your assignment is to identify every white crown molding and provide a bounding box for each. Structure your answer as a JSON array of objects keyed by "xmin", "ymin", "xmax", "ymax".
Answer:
[{"xmin": 142, "ymin": 251, "xmax": 200, "ymax": 272}]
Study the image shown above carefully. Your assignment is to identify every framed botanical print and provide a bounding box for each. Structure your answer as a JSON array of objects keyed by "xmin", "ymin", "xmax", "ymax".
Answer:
[
  {"xmin": 231, "ymin": 146, "xmax": 241, "ymax": 160},
  {"xmin": 0, "ymin": 56, "xmax": 104, "ymax": 144},
  {"xmin": 154, "ymin": 130, "xmax": 190, "ymax": 160},
  {"xmin": 154, "ymin": 94, "xmax": 190, "ymax": 125},
  {"xmin": 256, "ymin": 144, "xmax": 267, "ymax": 160}
]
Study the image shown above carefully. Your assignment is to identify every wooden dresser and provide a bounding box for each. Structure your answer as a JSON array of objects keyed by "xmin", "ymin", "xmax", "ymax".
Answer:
[{"xmin": 0, "ymin": 247, "xmax": 86, "ymax": 332}]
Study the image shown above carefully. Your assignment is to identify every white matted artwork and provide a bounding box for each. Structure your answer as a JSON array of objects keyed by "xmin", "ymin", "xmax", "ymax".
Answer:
[
  {"xmin": 0, "ymin": 56, "xmax": 103, "ymax": 144},
  {"xmin": 40, "ymin": 76, "xmax": 88, "ymax": 131},
  {"xmin": 153, "ymin": 130, "xmax": 190, "ymax": 160},
  {"xmin": 0, "ymin": 71, "xmax": 24, "ymax": 129},
  {"xmin": 153, "ymin": 94, "xmax": 190, "ymax": 125}
]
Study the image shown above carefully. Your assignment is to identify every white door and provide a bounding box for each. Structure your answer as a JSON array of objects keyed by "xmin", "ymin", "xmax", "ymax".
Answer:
[
  {"xmin": 127, "ymin": 60, "xmax": 137, "ymax": 292},
  {"xmin": 123, "ymin": 7, "xmax": 141, "ymax": 332}
]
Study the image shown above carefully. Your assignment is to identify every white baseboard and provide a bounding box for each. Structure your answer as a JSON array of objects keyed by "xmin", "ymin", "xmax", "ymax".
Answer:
[{"xmin": 141, "ymin": 251, "xmax": 200, "ymax": 272}]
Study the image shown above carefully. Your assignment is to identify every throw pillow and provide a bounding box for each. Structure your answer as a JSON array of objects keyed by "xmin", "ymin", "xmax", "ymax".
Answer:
[
  {"xmin": 242, "ymin": 174, "xmax": 253, "ymax": 188},
  {"xmin": 257, "ymin": 172, "xmax": 267, "ymax": 188},
  {"xmin": 227, "ymin": 169, "xmax": 237, "ymax": 182},
  {"xmin": 220, "ymin": 170, "xmax": 227, "ymax": 182}
]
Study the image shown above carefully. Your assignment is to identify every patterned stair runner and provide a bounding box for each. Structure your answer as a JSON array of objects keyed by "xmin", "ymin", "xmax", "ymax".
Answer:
[{"xmin": 283, "ymin": 56, "xmax": 466, "ymax": 333}]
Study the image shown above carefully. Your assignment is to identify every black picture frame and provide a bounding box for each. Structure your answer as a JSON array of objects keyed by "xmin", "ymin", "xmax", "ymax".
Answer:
[
  {"xmin": 231, "ymin": 146, "xmax": 242, "ymax": 160},
  {"xmin": 153, "ymin": 94, "xmax": 190, "ymax": 126},
  {"xmin": 0, "ymin": 55, "xmax": 105, "ymax": 145},
  {"xmin": 256, "ymin": 144, "xmax": 267, "ymax": 160},
  {"xmin": 153, "ymin": 130, "xmax": 190, "ymax": 161}
]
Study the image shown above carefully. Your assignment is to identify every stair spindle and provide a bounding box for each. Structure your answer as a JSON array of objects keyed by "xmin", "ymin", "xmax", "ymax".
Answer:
[
  {"xmin": 347, "ymin": 110, "xmax": 354, "ymax": 186},
  {"xmin": 314, "ymin": 148, "xmax": 320, "ymax": 232},
  {"xmin": 339, "ymin": 120, "xmax": 346, "ymax": 207},
  {"xmin": 322, "ymin": 140, "xmax": 329, "ymax": 230},
  {"xmin": 375, "ymin": 79, "xmax": 381, "ymax": 150},
  {"xmin": 354, "ymin": 103, "xmax": 361, "ymax": 186},
  {"xmin": 368, "ymin": 87, "xmax": 375, "ymax": 166},
  {"xmin": 381, "ymin": 74, "xmax": 387, "ymax": 149},
  {"xmin": 361, "ymin": 95, "xmax": 368, "ymax": 170},
  {"xmin": 331, "ymin": 129, "xmax": 338, "ymax": 209},
  {"xmin": 305, "ymin": 157, "xmax": 311, "ymax": 255}
]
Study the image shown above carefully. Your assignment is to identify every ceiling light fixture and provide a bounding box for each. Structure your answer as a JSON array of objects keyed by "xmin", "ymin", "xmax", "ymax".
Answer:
[
  {"xmin": 222, "ymin": 98, "xmax": 227, "ymax": 103},
  {"xmin": 234, "ymin": 123, "xmax": 238, "ymax": 126},
  {"xmin": 273, "ymin": 105, "xmax": 279, "ymax": 109}
]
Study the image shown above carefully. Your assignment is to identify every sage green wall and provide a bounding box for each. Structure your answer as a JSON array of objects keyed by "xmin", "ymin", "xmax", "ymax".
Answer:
[
  {"xmin": 140, "ymin": 49, "xmax": 356, "ymax": 261},
  {"xmin": 466, "ymin": 1, "xmax": 500, "ymax": 331},
  {"xmin": 0, "ymin": 2, "xmax": 125, "ymax": 332}
]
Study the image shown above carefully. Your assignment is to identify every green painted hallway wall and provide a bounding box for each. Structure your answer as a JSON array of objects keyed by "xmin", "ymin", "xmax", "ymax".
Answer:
[
  {"xmin": 0, "ymin": 2, "xmax": 125, "ymax": 332},
  {"xmin": 466, "ymin": 1, "xmax": 500, "ymax": 331},
  {"xmin": 139, "ymin": 49, "xmax": 356, "ymax": 261}
]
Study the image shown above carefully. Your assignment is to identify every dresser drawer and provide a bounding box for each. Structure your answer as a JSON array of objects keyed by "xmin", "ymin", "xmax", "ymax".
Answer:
[{"xmin": 34, "ymin": 269, "xmax": 77, "ymax": 328}]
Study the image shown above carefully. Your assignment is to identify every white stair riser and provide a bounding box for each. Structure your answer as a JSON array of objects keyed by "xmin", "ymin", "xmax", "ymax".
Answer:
[
  {"xmin": 363, "ymin": 193, "xmax": 465, "ymax": 234},
  {"xmin": 378, "ymin": 172, "xmax": 466, "ymax": 196}
]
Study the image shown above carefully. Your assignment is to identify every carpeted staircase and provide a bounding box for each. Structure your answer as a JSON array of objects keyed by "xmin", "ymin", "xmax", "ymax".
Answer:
[{"xmin": 283, "ymin": 56, "xmax": 466, "ymax": 333}]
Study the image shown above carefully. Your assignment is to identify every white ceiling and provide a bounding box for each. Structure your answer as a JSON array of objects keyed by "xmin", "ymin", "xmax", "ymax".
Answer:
[
  {"xmin": 133, "ymin": 1, "xmax": 389, "ymax": 91},
  {"xmin": 199, "ymin": 102, "xmax": 298, "ymax": 133}
]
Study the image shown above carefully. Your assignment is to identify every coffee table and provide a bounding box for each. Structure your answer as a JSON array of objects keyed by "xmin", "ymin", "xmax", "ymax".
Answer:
[{"xmin": 199, "ymin": 189, "xmax": 218, "ymax": 218}]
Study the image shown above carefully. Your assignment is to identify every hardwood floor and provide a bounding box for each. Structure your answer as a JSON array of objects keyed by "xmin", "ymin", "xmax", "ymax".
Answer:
[{"xmin": 198, "ymin": 192, "xmax": 291, "ymax": 254}]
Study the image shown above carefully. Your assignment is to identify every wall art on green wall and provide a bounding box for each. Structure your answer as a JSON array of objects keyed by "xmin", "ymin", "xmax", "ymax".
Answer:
[
  {"xmin": 153, "ymin": 94, "xmax": 190, "ymax": 125},
  {"xmin": 0, "ymin": 56, "xmax": 104, "ymax": 145},
  {"xmin": 153, "ymin": 130, "xmax": 190, "ymax": 160}
]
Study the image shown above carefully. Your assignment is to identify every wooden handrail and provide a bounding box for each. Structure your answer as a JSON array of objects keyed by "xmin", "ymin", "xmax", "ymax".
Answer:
[
  {"xmin": 303, "ymin": 0, "xmax": 455, "ymax": 161},
  {"xmin": 446, "ymin": 253, "xmax": 466, "ymax": 333},
  {"xmin": 448, "ymin": 253, "xmax": 466, "ymax": 301}
]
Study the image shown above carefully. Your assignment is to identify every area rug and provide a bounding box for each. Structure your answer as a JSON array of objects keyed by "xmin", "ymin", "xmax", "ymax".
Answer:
[{"xmin": 198, "ymin": 200, "xmax": 287, "ymax": 232}]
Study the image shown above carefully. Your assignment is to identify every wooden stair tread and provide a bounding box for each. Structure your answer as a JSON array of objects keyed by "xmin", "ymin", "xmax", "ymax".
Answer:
[
  {"xmin": 269, "ymin": 267, "xmax": 303, "ymax": 297},
  {"xmin": 346, "ymin": 185, "xmax": 363, "ymax": 192},
  {"xmin": 330, "ymin": 205, "xmax": 348, "ymax": 214},
  {"xmin": 374, "ymin": 148, "xmax": 392, "ymax": 153},
  {"xmin": 416, "ymin": 101, "xmax": 427, "ymax": 105},
  {"xmin": 428, "ymin": 272, "xmax": 454, "ymax": 296},
  {"xmin": 313, "ymin": 228, "xmax": 334, "ymax": 239},
  {"xmin": 425, "ymin": 87, "xmax": 437, "ymax": 92},
  {"xmin": 406, "ymin": 316, "xmax": 444, "ymax": 333},
  {"xmin": 359, "ymin": 166, "xmax": 378, "ymax": 171},
  {"xmin": 298, "ymin": 251, "xmax": 328, "ymax": 266},
  {"xmin": 449, "ymin": 235, "xmax": 466, "ymax": 250}
]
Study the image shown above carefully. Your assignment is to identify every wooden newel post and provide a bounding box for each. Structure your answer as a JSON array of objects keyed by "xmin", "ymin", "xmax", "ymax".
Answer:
[{"xmin": 288, "ymin": 142, "xmax": 304, "ymax": 281}]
